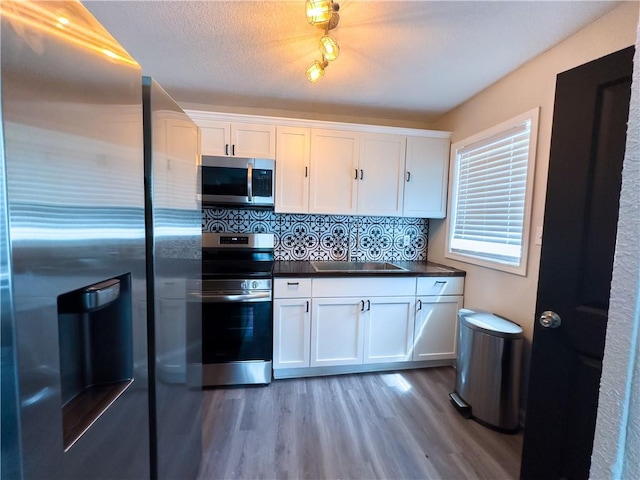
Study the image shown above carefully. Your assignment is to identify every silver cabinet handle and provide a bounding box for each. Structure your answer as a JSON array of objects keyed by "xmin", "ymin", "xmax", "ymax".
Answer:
[{"xmin": 539, "ymin": 311, "xmax": 561, "ymax": 329}]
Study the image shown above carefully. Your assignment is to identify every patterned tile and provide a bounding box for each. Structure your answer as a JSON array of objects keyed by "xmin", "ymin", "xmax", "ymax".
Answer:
[
  {"xmin": 202, "ymin": 208, "xmax": 429, "ymax": 261},
  {"xmin": 279, "ymin": 222, "xmax": 319, "ymax": 260}
]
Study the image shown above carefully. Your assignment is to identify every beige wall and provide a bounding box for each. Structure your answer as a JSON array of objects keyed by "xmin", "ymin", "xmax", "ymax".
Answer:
[{"xmin": 428, "ymin": 1, "xmax": 640, "ymax": 409}]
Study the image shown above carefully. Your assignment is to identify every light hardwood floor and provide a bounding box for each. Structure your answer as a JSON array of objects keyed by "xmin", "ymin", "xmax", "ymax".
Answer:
[{"xmin": 198, "ymin": 367, "xmax": 523, "ymax": 479}]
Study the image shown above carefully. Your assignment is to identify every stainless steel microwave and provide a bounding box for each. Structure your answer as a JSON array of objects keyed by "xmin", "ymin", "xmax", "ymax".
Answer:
[{"xmin": 201, "ymin": 156, "xmax": 275, "ymax": 208}]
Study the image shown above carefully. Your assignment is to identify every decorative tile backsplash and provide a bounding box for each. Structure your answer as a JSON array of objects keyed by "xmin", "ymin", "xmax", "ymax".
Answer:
[{"xmin": 203, "ymin": 208, "xmax": 429, "ymax": 261}]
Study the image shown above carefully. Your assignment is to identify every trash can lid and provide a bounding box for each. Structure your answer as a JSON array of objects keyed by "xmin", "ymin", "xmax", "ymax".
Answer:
[{"xmin": 458, "ymin": 308, "xmax": 523, "ymax": 337}]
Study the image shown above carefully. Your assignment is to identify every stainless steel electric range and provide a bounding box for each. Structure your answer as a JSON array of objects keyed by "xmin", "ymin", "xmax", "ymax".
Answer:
[{"xmin": 200, "ymin": 233, "xmax": 274, "ymax": 386}]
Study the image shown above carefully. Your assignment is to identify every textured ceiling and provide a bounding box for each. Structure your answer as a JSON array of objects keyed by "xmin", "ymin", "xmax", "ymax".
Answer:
[{"xmin": 84, "ymin": 1, "xmax": 619, "ymax": 125}]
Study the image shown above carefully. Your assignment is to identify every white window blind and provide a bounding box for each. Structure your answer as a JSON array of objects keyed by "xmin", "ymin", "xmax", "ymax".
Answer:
[{"xmin": 449, "ymin": 119, "xmax": 533, "ymax": 268}]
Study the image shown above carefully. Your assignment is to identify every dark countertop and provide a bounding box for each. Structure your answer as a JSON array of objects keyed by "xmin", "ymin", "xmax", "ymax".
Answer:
[{"xmin": 272, "ymin": 260, "xmax": 466, "ymax": 278}]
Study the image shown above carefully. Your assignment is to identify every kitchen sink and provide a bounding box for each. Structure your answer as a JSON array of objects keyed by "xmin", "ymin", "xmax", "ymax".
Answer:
[{"xmin": 310, "ymin": 261, "xmax": 408, "ymax": 272}]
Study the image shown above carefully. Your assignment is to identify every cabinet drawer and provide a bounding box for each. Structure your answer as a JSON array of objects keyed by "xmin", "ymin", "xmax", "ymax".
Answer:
[
  {"xmin": 274, "ymin": 278, "xmax": 312, "ymax": 298},
  {"xmin": 416, "ymin": 277, "xmax": 464, "ymax": 296},
  {"xmin": 312, "ymin": 277, "xmax": 416, "ymax": 298}
]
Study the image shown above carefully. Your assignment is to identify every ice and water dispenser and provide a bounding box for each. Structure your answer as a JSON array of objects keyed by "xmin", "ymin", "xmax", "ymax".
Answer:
[{"xmin": 57, "ymin": 273, "xmax": 134, "ymax": 450}]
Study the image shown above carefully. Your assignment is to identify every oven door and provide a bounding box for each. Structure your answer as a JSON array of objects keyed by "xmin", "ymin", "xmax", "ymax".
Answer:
[{"xmin": 201, "ymin": 291, "xmax": 273, "ymax": 365}]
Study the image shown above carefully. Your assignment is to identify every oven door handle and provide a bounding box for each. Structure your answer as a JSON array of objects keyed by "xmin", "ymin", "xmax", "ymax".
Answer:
[{"xmin": 194, "ymin": 291, "xmax": 271, "ymax": 303}]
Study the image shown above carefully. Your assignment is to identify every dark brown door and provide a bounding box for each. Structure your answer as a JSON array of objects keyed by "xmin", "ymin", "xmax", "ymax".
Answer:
[{"xmin": 520, "ymin": 46, "xmax": 634, "ymax": 479}]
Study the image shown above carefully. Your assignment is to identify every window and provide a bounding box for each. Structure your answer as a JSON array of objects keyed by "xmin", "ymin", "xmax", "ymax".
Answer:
[{"xmin": 446, "ymin": 108, "xmax": 539, "ymax": 276}]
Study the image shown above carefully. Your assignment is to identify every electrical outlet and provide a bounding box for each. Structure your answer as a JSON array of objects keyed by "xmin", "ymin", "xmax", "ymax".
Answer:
[{"xmin": 403, "ymin": 235, "xmax": 411, "ymax": 247}]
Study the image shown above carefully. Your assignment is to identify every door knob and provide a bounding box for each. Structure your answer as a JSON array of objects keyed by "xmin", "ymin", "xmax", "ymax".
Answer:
[{"xmin": 539, "ymin": 311, "xmax": 561, "ymax": 329}]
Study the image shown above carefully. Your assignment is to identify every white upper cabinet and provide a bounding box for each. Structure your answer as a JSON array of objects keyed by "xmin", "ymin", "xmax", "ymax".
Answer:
[
  {"xmin": 186, "ymin": 110, "xmax": 452, "ymax": 217},
  {"xmin": 403, "ymin": 136, "xmax": 450, "ymax": 218},
  {"xmin": 358, "ymin": 133, "xmax": 406, "ymax": 217},
  {"xmin": 275, "ymin": 126, "xmax": 310, "ymax": 213},
  {"xmin": 309, "ymin": 128, "xmax": 359, "ymax": 215},
  {"xmin": 198, "ymin": 119, "xmax": 275, "ymax": 159}
]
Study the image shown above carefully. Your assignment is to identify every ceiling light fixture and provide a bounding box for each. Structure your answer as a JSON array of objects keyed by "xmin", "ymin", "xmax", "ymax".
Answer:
[{"xmin": 305, "ymin": 0, "xmax": 340, "ymax": 83}]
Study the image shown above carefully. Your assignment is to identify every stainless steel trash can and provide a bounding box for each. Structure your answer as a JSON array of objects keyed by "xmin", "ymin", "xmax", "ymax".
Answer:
[{"xmin": 449, "ymin": 308, "xmax": 523, "ymax": 432}]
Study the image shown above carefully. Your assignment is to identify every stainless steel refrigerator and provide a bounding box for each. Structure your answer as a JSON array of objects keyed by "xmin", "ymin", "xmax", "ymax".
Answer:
[
  {"xmin": 142, "ymin": 76, "xmax": 202, "ymax": 480},
  {"xmin": 1, "ymin": 2, "xmax": 201, "ymax": 478}
]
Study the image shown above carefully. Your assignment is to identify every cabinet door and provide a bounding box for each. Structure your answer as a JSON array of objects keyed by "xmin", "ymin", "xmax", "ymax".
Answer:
[
  {"xmin": 311, "ymin": 297, "xmax": 364, "ymax": 366},
  {"xmin": 363, "ymin": 296, "xmax": 414, "ymax": 364},
  {"xmin": 199, "ymin": 120, "xmax": 230, "ymax": 156},
  {"xmin": 275, "ymin": 126, "xmax": 310, "ymax": 213},
  {"xmin": 358, "ymin": 134, "xmax": 406, "ymax": 217},
  {"xmin": 413, "ymin": 295, "xmax": 463, "ymax": 361},
  {"xmin": 273, "ymin": 298, "xmax": 311, "ymax": 369},
  {"xmin": 231, "ymin": 123, "xmax": 276, "ymax": 159},
  {"xmin": 309, "ymin": 129, "xmax": 359, "ymax": 215},
  {"xmin": 403, "ymin": 136, "xmax": 450, "ymax": 218}
]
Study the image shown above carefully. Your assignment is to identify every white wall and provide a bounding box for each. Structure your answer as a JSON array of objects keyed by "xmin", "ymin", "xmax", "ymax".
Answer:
[
  {"xmin": 428, "ymin": 1, "xmax": 640, "ymax": 408},
  {"xmin": 591, "ymin": 12, "xmax": 640, "ymax": 479}
]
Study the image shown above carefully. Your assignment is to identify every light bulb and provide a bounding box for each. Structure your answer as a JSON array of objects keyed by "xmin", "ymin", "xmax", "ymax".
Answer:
[
  {"xmin": 306, "ymin": 60, "xmax": 328, "ymax": 83},
  {"xmin": 319, "ymin": 35, "xmax": 340, "ymax": 61},
  {"xmin": 305, "ymin": 0, "xmax": 334, "ymax": 26}
]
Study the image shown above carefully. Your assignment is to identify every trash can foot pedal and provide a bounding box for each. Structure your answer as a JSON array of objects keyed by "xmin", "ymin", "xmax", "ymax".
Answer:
[{"xmin": 449, "ymin": 392, "xmax": 471, "ymax": 418}]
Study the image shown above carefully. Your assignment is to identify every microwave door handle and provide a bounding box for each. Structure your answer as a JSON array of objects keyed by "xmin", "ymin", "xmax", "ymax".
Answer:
[{"xmin": 247, "ymin": 162, "xmax": 253, "ymax": 202}]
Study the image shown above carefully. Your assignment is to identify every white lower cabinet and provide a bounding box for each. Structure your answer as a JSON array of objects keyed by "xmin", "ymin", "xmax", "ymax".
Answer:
[
  {"xmin": 412, "ymin": 295, "xmax": 463, "ymax": 361},
  {"xmin": 273, "ymin": 298, "xmax": 311, "ymax": 369},
  {"xmin": 274, "ymin": 275, "xmax": 464, "ymax": 376},
  {"xmin": 363, "ymin": 296, "xmax": 415, "ymax": 364},
  {"xmin": 311, "ymin": 297, "xmax": 364, "ymax": 367},
  {"xmin": 273, "ymin": 279, "xmax": 312, "ymax": 370}
]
